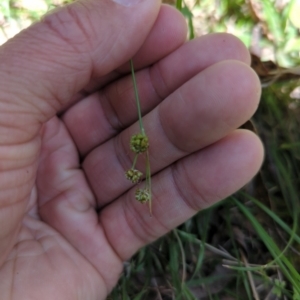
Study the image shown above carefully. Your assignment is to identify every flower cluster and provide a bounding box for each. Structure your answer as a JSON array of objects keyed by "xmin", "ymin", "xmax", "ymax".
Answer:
[
  {"xmin": 135, "ymin": 188, "xmax": 151, "ymax": 203},
  {"xmin": 130, "ymin": 134, "xmax": 149, "ymax": 154},
  {"xmin": 125, "ymin": 131, "xmax": 151, "ymax": 206},
  {"xmin": 125, "ymin": 168, "xmax": 143, "ymax": 184}
]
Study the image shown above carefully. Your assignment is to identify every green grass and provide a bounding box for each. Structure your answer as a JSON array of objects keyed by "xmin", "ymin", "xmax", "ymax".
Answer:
[{"xmin": 1, "ymin": 0, "xmax": 300, "ymax": 299}]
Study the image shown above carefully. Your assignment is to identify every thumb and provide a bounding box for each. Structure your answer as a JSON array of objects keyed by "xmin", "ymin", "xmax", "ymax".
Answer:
[
  {"xmin": 0, "ymin": 0, "xmax": 160, "ymax": 265},
  {"xmin": 0, "ymin": 0, "xmax": 161, "ymax": 144}
]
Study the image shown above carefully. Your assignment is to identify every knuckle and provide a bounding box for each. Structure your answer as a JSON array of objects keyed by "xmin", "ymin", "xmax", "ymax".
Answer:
[{"xmin": 171, "ymin": 162, "xmax": 212, "ymax": 212}]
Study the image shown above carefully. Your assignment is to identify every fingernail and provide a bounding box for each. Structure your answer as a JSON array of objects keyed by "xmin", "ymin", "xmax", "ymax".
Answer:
[{"xmin": 112, "ymin": 0, "xmax": 143, "ymax": 7}]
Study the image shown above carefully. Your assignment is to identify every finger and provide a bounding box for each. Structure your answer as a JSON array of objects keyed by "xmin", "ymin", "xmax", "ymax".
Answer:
[
  {"xmin": 63, "ymin": 33, "xmax": 251, "ymax": 155},
  {"xmin": 100, "ymin": 130, "xmax": 264, "ymax": 260},
  {"xmin": 0, "ymin": 0, "xmax": 161, "ymax": 145},
  {"xmin": 80, "ymin": 4, "xmax": 188, "ymax": 96},
  {"xmin": 83, "ymin": 60, "xmax": 261, "ymax": 206},
  {"xmin": 120, "ymin": 5, "xmax": 187, "ymax": 69},
  {"xmin": 0, "ymin": 0, "xmax": 160, "ymax": 263}
]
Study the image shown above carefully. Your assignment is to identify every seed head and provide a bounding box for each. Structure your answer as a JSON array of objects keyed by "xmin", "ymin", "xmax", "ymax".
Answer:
[
  {"xmin": 125, "ymin": 169, "xmax": 143, "ymax": 184},
  {"xmin": 135, "ymin": 188, "xmax": 150, "ymax": 203},
  {"xmin": 130, "ymin": 134, "xmax": 149, "ymax": 153}
]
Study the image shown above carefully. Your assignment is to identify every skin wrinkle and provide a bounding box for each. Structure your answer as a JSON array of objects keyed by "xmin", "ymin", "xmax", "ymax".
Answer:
[
  {"xmin": 24, "ymin": 27, "xmax": 93, "ymax": 118},
  {"xmin": 148, "ymin": 185, "xmax": 173, "ymax": 232},
  {"xmin": 77, "ymin": 3, "xmax": 98, "ymax": 53},
  {"xmin": 0, "ymin": 95, "xmax": 34, "ymax": 119},
  {"xmin": 98, "ymin": 31, "xmax": 123, "ymax": 69},
  {"xmin": 0, "ymin": 176, "xmax": 35, "ymax": 200},
  {"xmin": 0, "ymin": 98, "xmax": 41, "ymax": 117},
  {"xmin": 2, "ymin": 44, "xmax": 86, "ymax": 127},
  {"xmin": 165, "ymin": 86, "xmax": 196, "ymax": 152},
  {"xmin": 6, "ymin": 67, "xmax": 61, "ymax": 124},
  {"xmin": 102, "ymin": 85, "xmax": 126, "ymax": 131},
  {"xmin": 121, "ymin": 196, "xmax": 157, "ymax": 250},
  {"xmin": 187, "ymin": 159, "xmax": 221, "ymax": 209},
  {"xmin": 84, "ymin": 153, "xmax": 118, "ymax": 204},
  {"xmin": 145, "ymin": 67, "xmax": 164, "ymax": 104},
  {"xmin": 144, "ymin": 110, "xmax": 184, "ymax": 173},
  {"xmin": 86, "ymin": 140, "xmax": 130, "ymax": 202},
  {"xmin": 58, "ymin": 90, "xmax": 90, "ymax": 114},
  {"xmin": 30, "ymin": 236, "xmax": 81, "ymax": 299},
  {"xmin": 112, "ymin": 78, "xmax": 138, "ymax": 128},
  {"xmin": 44, "ymin": 236, "xmax": 75, "ymax": 273},
  {"xmin": 4, "ymin": 243, "xmax": 42, "ymax": 261},
  {"xmin": 144, "ymin": 189, "xmax": 175, "ymax": 237},
  {"xmin": 0, "ymin": 188, "xmax": 33, "ymax": 211},
  {"xmin": 24, "ymin": 25, "xmax": 71, "ymax": 49},
  {"xmin": 175, "ymin": 158, "xmax": 213, "ymax": 212},
  {"xmin": 67, "ymin": 179, "xmax": 96, "ymax": 210},
  {"xmin": 0, "ymin": 225, "xmax": 21, "ymax": 269},
  {"xmin": 105, "ymin": 169, "xmax": 188, "ymax": 261},
  {"xmin": 42, "ymin": 6, "xmax": 91, "ymax": 54},
  {"xmin": 81, "ymin": 172, "xmax": 97, "ymax": 210},
  {"xmin": 113, "ymin": 132, "xmax": 133, "ymax": 174},
  {"xmin": 26, "ymin": 186, "xmax": 39, "ymax": 220},
  {"xmin": 44, "ymin": 66, "xmax": 92, "ymax": 121},
  {"xmin": 99, "ymin": 71, "xmax": 157, "ymax": 132},
  {"xmin": 64, "ymin": 3, "xmax": 95, "ymax": 51},
  {"xmin": 38, "ymin": 170, "xmax": 76, "ymax": 206},
  {"xmin": 39, "ymin": 120, "xmax": 79, "ymax": 176},
  {"xmin": 0, "ymin": 139, "xmax": 40, "ymax": 163},
  {"xmin": 22, "ymin": 219, "xmax": 106, "ymax": 297},
  {"xmin": 82, "ymin": 238, "xmax": 118, "ymax": 291},
  {"xmin": 97, "ymin": 218, "xmax": 123, "ymax": 280},
  {"xmin": 157, "ymin": 98, "xmax": 189, "ymax": 156},
  {"xmin": 9, "ymin": 254, "xmax": 16, "ymax": 300},
  {"xmin": 149, "ymin": 59, "xmax": 170, "ymax": 99},
  {"xmin": 88, "ymin": 13, "xmax": 121, "ymax": 71},
  {"xmin": 84, "ymin": 69, "xmax": 122, "ymax": 96},
  {"xmin": 0, "ymin": 123, "xmax": 38, "ymax": 146},
  {"xmin": 39, "ymin": 145, "xmax": 79, "ymax": 208},
  {"xmin": 22, "ymin": 30, "xmax": 81, "ymax": 60},
  {"xmin": 170, "ymin": 163, "xmax": 200, "ymax": 213},
  {"xmin": 44, "ymin": 138, "xmax": 76, "ymax": 167}
]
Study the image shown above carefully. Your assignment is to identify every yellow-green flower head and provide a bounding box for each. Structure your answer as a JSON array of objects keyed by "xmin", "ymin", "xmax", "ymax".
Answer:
[
  {"xmin": 125, "ymin": 169, "xmax": 143, "ymax": 184},
  {"xmin": 135, "ymin": 188, "xmax": 150, "ymax": 203},
  {"xmin": 130, "ymin": 134, "xmax": 149, "ymax": 153}
]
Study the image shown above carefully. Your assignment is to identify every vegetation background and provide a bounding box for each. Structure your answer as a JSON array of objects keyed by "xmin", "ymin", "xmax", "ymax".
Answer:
[{"xmin": 1, "ymin": 0, "xmax": 300, "ymax": 299}]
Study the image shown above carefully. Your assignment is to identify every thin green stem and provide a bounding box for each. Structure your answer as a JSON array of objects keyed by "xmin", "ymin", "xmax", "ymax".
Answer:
[
  {"xmin": 173, "ymin": 229, "xmax": 186, "ymax": 287},
  {"xmin": 176, "ymin": 0, "xmax": 182, "ymax": 10},
  {"xmin": 130, "ymin": 59, "xmax": 152, "ymax": 214},
  {"xmin": 131, "ymin": 154, "xmax": 139, "ymax": 169},
  {"xmin": 146, "ymin": 150, "xmax": 152, "ymax": 215},
  {"xmin": 130, "ymin": 59, "xmax": 145, "ymax": 135}
]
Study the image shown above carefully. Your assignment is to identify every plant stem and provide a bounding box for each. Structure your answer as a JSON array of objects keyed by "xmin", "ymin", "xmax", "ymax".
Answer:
[
  {"xmin": 132, "ymin": 154, "xmax": 138, "ymax": 169},
  {"xmin": 146, "ymin": 150, "xmax": 152, "ymax": 216},
  {"xmin": 130, "ymin": 59, "xmax": 152, "ymax": 214},
  {"xmin": 176, "ymin": 0, "xmax": 182, "ymax": 10},
  {"xmin": 130, "ymin": 59, "xmax": 145, "ymax": 135}
]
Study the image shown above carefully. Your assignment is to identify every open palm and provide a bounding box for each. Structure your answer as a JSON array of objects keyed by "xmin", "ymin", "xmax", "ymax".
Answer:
[{"xmin": 0, "ymin": 1, "xmax": 263, "ymax": 299}]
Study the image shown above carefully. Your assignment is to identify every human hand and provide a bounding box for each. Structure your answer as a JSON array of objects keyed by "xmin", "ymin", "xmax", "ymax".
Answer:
[{"xmin": 0, "ymin": 0, "xmax": 264, "ymax": 299}]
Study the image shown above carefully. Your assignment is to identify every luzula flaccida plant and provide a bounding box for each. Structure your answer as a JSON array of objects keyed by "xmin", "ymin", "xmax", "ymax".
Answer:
[{"xmin": 125, "ymin": 60, "xmax": 152, "ymax": 215}]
